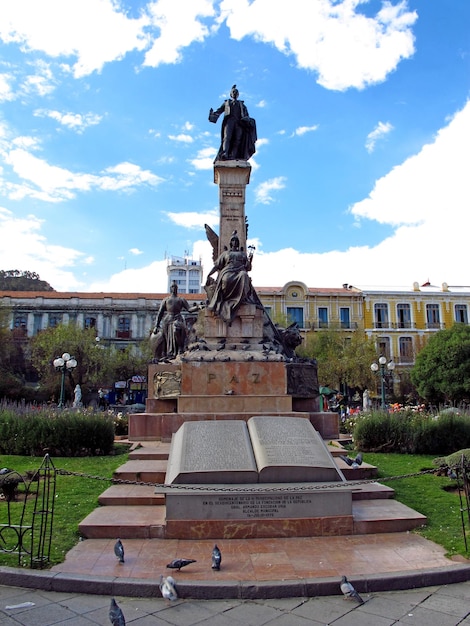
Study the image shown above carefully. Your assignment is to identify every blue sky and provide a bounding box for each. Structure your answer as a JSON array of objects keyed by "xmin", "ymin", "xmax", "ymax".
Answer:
[{"xmin": 0, "ymin": 0, "xmax": 469, "ymax": 293}]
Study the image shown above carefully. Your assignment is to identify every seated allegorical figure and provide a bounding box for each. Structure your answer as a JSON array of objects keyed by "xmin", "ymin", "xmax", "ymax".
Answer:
[{"xmin": 205, "ymin": 231, "xmax": 255, "ymax": 325}]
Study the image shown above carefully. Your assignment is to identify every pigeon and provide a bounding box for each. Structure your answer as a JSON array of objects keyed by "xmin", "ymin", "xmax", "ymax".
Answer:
[
  {"xmin": 211, "ymin": 544, "xmax": 222, "ymax": 570},
  {"xmin": 166, "ymin": 558, "xmax": 197, "ymax": 571},
  {"xmin": 159, "ymin": 575, "xmax": 178, "ymax": 602},
  {"xmin": 340, "ymin": 576, "xmax": 364, "ymax": 604},
  {"xmin": 339, "ymin": 453, "xmax": 363, "ymax": 468},
  {"xmin": 109, "ymin": 598, "xmax": 126, "ymax": 625},
  {"xmin": 447, "ymin": 467, "xmax": 458, "ymax": 480},
  {"xmin": 114, "ymin": 538, "xmax": 125, "ymax": 563}
]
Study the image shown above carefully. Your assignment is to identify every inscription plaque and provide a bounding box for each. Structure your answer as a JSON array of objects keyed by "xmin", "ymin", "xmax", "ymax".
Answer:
[{"xmin": 162, "ymin": 483, "xmax": 352, "ymax": 520}]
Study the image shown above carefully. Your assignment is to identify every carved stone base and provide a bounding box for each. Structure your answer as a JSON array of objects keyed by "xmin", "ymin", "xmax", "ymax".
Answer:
[{"xmin": 202, "ymin": 305, "xmax": 264, "ymax": 346}]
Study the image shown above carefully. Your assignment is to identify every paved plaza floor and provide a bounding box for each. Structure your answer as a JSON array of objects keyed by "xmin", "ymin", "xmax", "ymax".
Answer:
[{"xmin": 0, "ymin": 580, "xmax": 469, "ymax": 625}]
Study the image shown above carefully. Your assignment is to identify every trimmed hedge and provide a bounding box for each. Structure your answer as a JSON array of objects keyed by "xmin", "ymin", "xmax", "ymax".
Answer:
[
  {"xmin": 0, "ymin": 408, "xmax": 115, "ymax": 456},
  {"xmin": 353, "ymin": 410, "xmax": 470, "ymax": 455}
]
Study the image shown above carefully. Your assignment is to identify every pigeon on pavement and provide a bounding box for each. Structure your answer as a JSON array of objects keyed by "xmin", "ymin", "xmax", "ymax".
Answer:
[
  {"xmin": 114, "ymin": 539, "xmax": 125, "ymax": 563},
  {"xmin": 211, "ymin": 544, "xmax": 222, "ymax": 570},
  {"xmin": 340, "ymin": 576, "xmax": 364, "ymax": 604},
  {"xmin": 160, "ymin": 575, "xmax": 178, "ymax": 602},
  {"xmin": 166, "ymin": 558, "xmax": 197, "ymax": 571},
  {"xmin": 109, "ymin": 598, "xmax": 126, "ymax": 625}
]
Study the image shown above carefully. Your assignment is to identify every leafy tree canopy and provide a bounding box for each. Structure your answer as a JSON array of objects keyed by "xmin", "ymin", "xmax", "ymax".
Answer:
[
  {"xmin": 31, "ymin": 323, "xmax": 151, "ymax": 402},
  {"xmin": 297, "ymin": 326, "xmax": 378, "ymax": 391},
  {"xmin": 411, "ymin": 323, "xmax": 470, "ymax": 404},
  {"xmin": 0, "ymin": 270, "xmax": 54, "ymax": 291}
]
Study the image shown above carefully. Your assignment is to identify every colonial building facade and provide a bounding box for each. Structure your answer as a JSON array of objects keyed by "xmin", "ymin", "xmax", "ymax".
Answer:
[{"xmin": 2, "ymin": 281, "xmax": 469, "ymax": 370}]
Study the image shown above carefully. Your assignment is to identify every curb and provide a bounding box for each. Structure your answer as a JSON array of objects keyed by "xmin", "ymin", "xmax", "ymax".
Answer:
[{"xmin": 1, "ymin": 563, "xmax": 470, "ymax": 599}]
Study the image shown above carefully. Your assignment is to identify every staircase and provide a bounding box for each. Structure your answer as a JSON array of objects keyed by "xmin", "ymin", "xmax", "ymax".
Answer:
[{"xmin": 78, "ymin": 441, "xmax": 427, "ymax": 539}]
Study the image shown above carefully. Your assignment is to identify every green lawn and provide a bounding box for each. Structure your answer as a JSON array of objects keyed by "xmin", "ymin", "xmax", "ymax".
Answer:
[
  {"xmin": 0, "ymin": 449, "xmax": 468, "ymax": 569},
  {"xmin": 366, "ymin": 452, "xmax": 470, "ymax": 558},
  {"xmin": 0, "ymin": 446, "xmax": 129, "ymax": 567}
]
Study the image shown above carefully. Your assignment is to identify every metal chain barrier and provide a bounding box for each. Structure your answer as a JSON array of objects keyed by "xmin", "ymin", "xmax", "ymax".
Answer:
[{"xmin": 56, "ymin": 467, "xmax": 437, "ymax": 492}]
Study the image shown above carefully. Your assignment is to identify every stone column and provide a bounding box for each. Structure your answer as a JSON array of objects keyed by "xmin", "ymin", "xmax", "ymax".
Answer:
[{"xmin": 214, "ymin": 160, "xmax": 251, "ymax": 254}]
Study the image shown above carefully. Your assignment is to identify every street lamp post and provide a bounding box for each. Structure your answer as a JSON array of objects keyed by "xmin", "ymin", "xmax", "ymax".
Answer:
[
  {"xmin": 370, "ymin": 355, "xmax": 395, "ymax": 410},
  {"xmin": 53, "ymin": 352, "xmax": 78, "ymax": 408}
]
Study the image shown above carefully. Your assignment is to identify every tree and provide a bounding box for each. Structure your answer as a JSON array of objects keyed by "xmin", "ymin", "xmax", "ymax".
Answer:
[
  {"xmin": 411, "ymin": 323, "xmax": 470, "ymax": 404},
  {"xmin": 0, "ymin": 270, "xmax": 54, "ymax": 291},
  {"xmin": 0, "ymin": 307, "xmax": 28, "ymax": 398},
  {"xmin": 31, "ymin": 323, "xmax": 152, "ymax": 404},
  {"xmin": 298, "ymin": 327, "xmax": 378, "ymax": 392}
]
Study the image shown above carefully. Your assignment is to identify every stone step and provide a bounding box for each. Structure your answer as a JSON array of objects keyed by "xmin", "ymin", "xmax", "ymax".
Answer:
[
  {"xmin": 352, "ymin": 499, "xmax": 426, "ymax": 534},
  {"xmin": 99, "ymin": 484, "xmax": 165, "ymax": 506},
  {"xmin": 349, "ymin": 482, "xmax": 395, "ymax": 500},
  {"xmin": 336, "ymin": 460, "xmax": 378, "ymax": 480},
  {"xmin": 101, "ymin": 481, "xmax": 393, "ymax": 506},
  {"xmin": 113, "ymin": 460, "xmax": 167, "ymax": 484},
  {"xmin": 128, "ymin": 443, "xmax": 171, "ymax": 461},
  {"xmin": 78, "ymin": 499, "xmax": 425, "ymax": 540},
  {"xmin": 78, "ymin": 505, "xmax": 166, "ymax": 539}
]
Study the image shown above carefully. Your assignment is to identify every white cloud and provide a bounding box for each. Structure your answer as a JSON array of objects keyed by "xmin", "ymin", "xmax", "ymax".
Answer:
[
  {"xmin": 144, "ymin": 0, "xmax": 215, "ymax": 67},
  {"xmin": 0, "ymin": 207, "xmax": 85, "ymax": 290},
  {"xmin": 293, "ymin": 125, "xmax": 318, "ymax": 137},
  {"xmin": 365, "ymin": 121, "xmax": 393, "ymax": 153},
  {"xmin": 255, "ymin": 176, "xmax": 287, "ymax": 204},
  {"xmin": 87, "ymin": 260, "xmax": 169, "ymax": 293},
  {"xmin": 190, "ymin": 147, "xmax": 217, "ymax": 170},
  {"xmin": 220, "ymin": 0, "xmax": 417, "ymax": 90},
  {"xmin": 0, "ymin": 0, "xmax": 150, "ymax": 78},
  {"xmin": 168, "ymin": 133, "xmax": 194, "ymax": 143},
  {"xmin": 0, "ymin": 73, "xmax": 15, "ymax": 101},
  {"xmin": 34, "ymin": 109, "xmax": 103, "ymax": 133},
  {"xmin": 0, "ymin": 144, "xmax": 164, "ymax": 201},
  {"xmin": 165, "ymin": 209, "xmax": 218, "ymax": 229},
  {"xmin": 129, "ymin": 248, "xmax": 144, "ymax": 255},
  {"xmin": 0, "ymin": 0, "xmax": 416, "ymax": 91}
]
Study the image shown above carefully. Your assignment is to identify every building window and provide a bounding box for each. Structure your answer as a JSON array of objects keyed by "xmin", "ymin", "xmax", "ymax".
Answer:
[
  {"xmin": 116, "ymin": 316, "xmax": 131, "ymax": 339},
  {"xmin": 455, "ymin": 304, "xmax": 468, "ymax": 324},
  {"xmin": 33, "ymin": 314, "xmax": 42, "ymax": 335},
  {"xmin": 377, "ymin": 337, "xmax": 391, "ymax": 360},
  {"xmin": 426, "ymin": 304, "xmax": 440, "ymax": 329},
  {"xmin": 84, "ymin": 317, "xmax": 96, "ymax": 329},
  {"xmin": 49, "ymin": 314, "xmax": 61, "ymax": 328},
  {"xmin": 264, "ymin": 306, "xmax": 272, "ymax": 317},
  {"xmin": 340, "ymin": 307, "xmax": 351, "ymax": 329},
  {"xmin": 399, "ymin": 337, "xmax": 414, "ymax": 363},
  {"xmin": 374, "ymin": 303, "xmax": 389, "ymax": 329},
  {"xmin": 397, "ymin": 303, "xmax": 411, "ymax": 328},
  {"xmin": 318, "ymin": 307, "xmax": 328, "ymax": 328},
  {"xmin": 14, "ymin": 314, "xmax": 27, "ymax": 329},
  {"xmin": 286, "ymin": 307, "xmax": 304, "ymax": 328}
]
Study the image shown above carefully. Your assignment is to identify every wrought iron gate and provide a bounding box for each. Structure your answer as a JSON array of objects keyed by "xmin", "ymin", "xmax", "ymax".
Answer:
[{"xmin": 0, "ymin": 454, "xmax": 56, "ymax": 568}]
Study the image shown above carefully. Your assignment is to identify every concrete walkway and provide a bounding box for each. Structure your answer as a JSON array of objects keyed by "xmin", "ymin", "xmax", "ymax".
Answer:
[{"xmin": 1, "ymin": 580, "xmax": 469, "ymax": 625}]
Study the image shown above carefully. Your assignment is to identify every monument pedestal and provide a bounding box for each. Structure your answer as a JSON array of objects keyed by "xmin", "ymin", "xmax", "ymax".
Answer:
[
  {"xmin": 158, "ymin": 417, "xmax": 350, "ymax": 539},
  {"xmin": 131, "ymin": 356, "xmax": 339, "ymax": 441}
]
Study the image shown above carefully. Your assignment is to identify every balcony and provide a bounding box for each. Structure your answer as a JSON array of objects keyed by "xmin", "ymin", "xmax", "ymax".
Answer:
[
  {"xmin": 310, "ymin": 321, "xmax": 358, "ymax": 330},
  {"xmin": 115, "ymin": 330, "xmax": 132, "ymax": 339},
  {"xmin": 374, "ymin": 322, "xmax": 416, "ymax": 330},
  {"xmin": 426, "ymin": 322, "xmax": 445, "ymax": 330}
]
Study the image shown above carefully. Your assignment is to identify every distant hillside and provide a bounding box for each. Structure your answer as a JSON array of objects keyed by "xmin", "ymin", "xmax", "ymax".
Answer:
[{"xmin": 0, "ymin": 270, "xmax": 55, "ymax": 291}]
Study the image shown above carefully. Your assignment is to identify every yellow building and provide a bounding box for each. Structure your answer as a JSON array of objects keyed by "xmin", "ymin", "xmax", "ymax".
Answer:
[{"xmin": 361, "ymin": 281, "xmax": 470, "ymax": 369}]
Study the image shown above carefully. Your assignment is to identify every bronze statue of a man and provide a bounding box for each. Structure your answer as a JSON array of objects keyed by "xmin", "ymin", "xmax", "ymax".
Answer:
[
  {"xmin": 150, "ymin": 282, "xmax": 196, "ymax": 360},
  {"xmin": 209, "ymin": 85, "xmax": 257, "ymax": 162}
]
